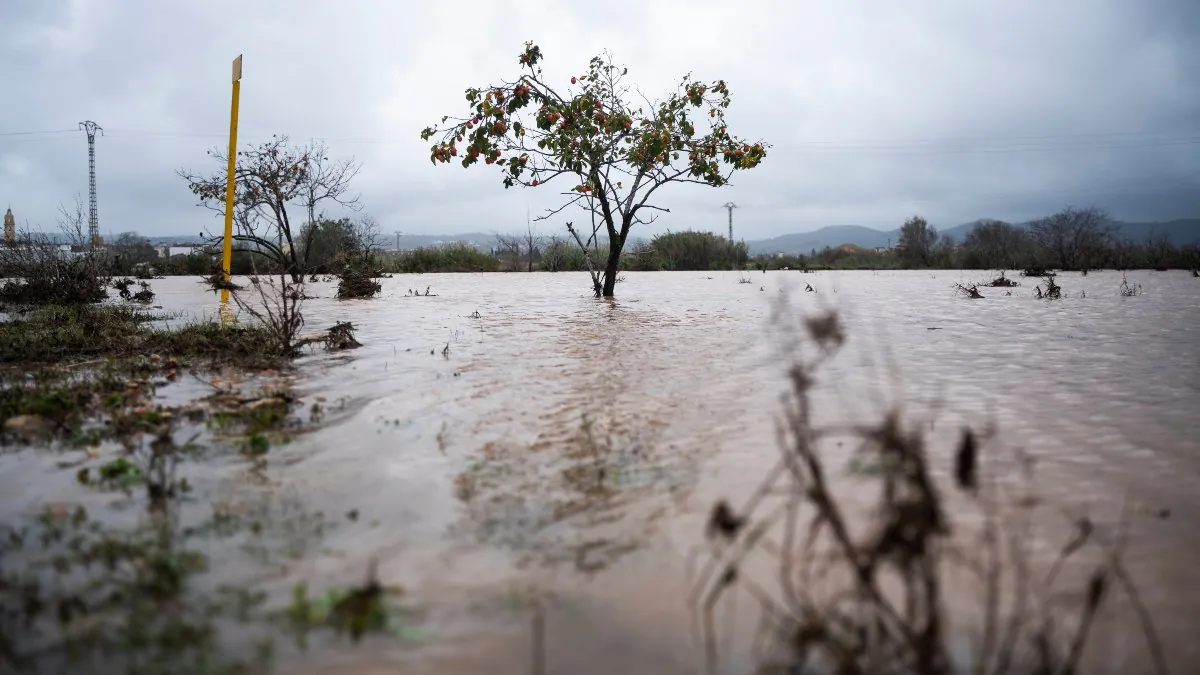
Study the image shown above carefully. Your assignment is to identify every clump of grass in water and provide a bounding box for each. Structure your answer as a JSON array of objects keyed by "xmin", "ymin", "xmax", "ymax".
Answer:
[
  {"xmin": 0, "ymin": 304, "xmax": 285, "ymax": 368},
  {"xmin": 690, "ymin": 302, "xmax": 1167, "ymax": 675},
  {"xmin": 285, "ymin": 559, "xmax": 413, "ymax": 649},
  {"xmin": 1, "ymin": 397, "xmax": 408, "ymax": 672},
  {"xmin": 0, "ymin": 412, "xmax": 275, "ymax": 674}
]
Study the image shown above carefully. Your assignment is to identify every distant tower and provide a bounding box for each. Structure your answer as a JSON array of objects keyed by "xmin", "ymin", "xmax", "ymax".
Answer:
[
  {"xmin": 722, "ymin": 202, "xmax": 738, "ymax": 241},
  {"xmin": 3, "ymin": 207, "xmax": 14, "ymax": 246},
  {"xmin": 79, "ymin": 120, "xmax": 104, "ymax": 248}
]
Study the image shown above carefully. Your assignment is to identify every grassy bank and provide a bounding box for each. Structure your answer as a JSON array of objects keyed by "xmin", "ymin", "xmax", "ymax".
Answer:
[{"xmin": 0, "ymin": 304, "xmax": 286, "ymax": 367}]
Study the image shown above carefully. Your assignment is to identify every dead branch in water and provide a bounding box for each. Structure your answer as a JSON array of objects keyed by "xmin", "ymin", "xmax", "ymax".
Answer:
[
  {"xmin": 201, "ymin": 271, "xmax": 242, "ymax": 292},
  {"xmin": 690, "ymin": 303, "xmax": 1166, "ymax": 675},
  {"xmin": 294, "ymin": 321, "xmax": 362, "ymax": 352},
  {"xmin": 955, "ymin": 283, "xmax": 985, "ymax": 299}
]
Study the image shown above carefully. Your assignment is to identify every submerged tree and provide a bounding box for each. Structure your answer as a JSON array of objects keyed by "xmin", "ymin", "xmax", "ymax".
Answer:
[{"xmin": 421, "ymin": 42, "xmax": 768, "ymax": 297}]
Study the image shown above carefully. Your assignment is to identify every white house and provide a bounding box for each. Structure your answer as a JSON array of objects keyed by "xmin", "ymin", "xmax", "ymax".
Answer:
[{"xmin": 156, "ymin": 245, "xmax": 206, "ymax": 258}]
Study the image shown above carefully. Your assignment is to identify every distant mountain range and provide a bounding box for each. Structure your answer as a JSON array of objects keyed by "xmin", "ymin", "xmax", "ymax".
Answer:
[
  {"xmin": 32, "ymin": 218, "xmax": 1199, "ymax": 255},
  {"xmin": 743, "ymin": 218, "xmax": 1200, "ymax": 255}
]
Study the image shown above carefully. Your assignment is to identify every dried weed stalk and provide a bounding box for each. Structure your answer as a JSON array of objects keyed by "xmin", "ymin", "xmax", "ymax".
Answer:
[
  {"xmin": 1119, "ymin": 274, "xmax": 1142, "ymax": 298},
  {"xmin": 228, "ymin": 262, "xmax": 305, "ymax": 358},
  {"xmin": 691, "ymin": 299, "xmax": 1166, "ymax": 675}
]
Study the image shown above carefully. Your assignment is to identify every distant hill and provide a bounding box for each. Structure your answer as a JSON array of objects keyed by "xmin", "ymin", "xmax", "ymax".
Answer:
[{"xmin": 745, "ymin": 218, "xmax": 1200, "ymax": 255}]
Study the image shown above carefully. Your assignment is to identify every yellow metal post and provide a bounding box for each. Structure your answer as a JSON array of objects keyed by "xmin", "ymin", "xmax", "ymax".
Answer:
[{"xmin": 220, "ymin": 54, "xmax": 243, "ymax": 312}]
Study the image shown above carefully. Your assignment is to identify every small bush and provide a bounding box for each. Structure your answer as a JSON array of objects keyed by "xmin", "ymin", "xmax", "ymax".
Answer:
[
  {"xmin": 0, "ymin": 238, "xmax": 110, "ymax": 306},
  {"xmin": 335, "ymin": 253, "xmax": 382, "ymax": 299},
  {"xmin": 336, "ymin": 270, "xmax": 382, "ymax": 299}
]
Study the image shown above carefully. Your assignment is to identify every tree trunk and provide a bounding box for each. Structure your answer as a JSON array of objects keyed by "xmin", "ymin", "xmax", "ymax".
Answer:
[{"xmin": 601, "ymin": 244, "xmax": 621, "ymax": 297}]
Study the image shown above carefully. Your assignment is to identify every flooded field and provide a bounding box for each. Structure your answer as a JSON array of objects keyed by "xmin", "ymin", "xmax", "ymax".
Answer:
[{"xmin": 3, "ymin": 269, "xmax": 1199, "ymax": 674}]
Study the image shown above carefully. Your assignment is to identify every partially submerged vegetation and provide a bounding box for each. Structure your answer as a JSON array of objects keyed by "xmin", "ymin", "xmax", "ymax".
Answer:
[
  {"xmin": 1035, "ymin": 275, "xmax": 1062, "ymax": 299},
  {"xmin": 0, "ymin": 303, "xmax": 283, "ymax": 367},
  {"xmin": 1120, "ymin": 273, "xmax": 1143, "ymax": 297},
  {"xmin": 954, "ymin": 282, "xmax": 985, "ymax": 299},
  {"xmin": 0, "ymin": 222, "xmax": 386, "ymax": 673},
  {"xmin": 0, "ymin": 241, "xmax": 110, "ymax": 306},
  {"xmin": 985, "ymin": 272, "xmax": 1020, "ymax": 287},
  {"xmin": 693, "ymin": 304, "xmax": 1167, "ymax": 675}
]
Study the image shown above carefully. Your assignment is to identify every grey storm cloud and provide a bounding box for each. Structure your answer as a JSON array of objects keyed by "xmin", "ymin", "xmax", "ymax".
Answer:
[{"xmin": 0, "ymin": 0, "xmax": 1197, "ymax": 241}]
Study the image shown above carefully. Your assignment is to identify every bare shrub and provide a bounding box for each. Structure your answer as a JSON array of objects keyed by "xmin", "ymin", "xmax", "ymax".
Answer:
[
  {"xmin": 0, "ymin": 198, "xmax": 111, "ymax": 306},
  {"xmin": 690, "ymin": 302, "xmax": 1165, "ymax": 675},
  {"xmin": 984, "ymin": 272, "xmax": 1019, "ymax": 288},
  {"xmin": 1119, "ymin": 274, "xmax": 1142, "ymax": 297},
  {"xmin": 227, "ymin": 266, "xmax": 305, "ymax": 357},
  {"xmin": 1035, "ymin": 275, "xmax": 1061, "ymax": 299}
]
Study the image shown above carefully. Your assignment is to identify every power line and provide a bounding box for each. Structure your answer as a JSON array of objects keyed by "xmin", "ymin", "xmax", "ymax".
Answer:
[
  {"xmin": 0, "ymin": 129, "xmax": 78, "ymax": 137},
  {"xmin": 3, "ymin": 126, "xmax": 1200, "ymax": 154}
]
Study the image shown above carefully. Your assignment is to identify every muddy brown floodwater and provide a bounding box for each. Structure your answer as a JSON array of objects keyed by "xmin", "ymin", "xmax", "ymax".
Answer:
[{"xmin": 5, "ymin": 269, "xmax": 1200, "ymax": 674}]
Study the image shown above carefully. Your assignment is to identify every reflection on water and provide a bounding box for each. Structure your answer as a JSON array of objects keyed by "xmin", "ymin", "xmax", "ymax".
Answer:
[{"xmin": 14, "ymin": 269, "xmax": 1200, "ymax": 673}]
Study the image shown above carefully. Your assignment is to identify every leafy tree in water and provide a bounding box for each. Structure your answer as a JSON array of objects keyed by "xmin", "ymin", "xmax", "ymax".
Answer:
[
  {"xmin": 421, "ymin": 42, "xmax": 769, "ymax": 297},
  {"xmin": 898, "ymin": 216, "xmax": 938, "ymax": 268}
]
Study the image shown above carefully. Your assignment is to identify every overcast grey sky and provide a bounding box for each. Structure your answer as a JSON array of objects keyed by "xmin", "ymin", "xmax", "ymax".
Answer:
[{"xmin": 1, "ymin": 0, "xmax": 1197, "ymax": 240}]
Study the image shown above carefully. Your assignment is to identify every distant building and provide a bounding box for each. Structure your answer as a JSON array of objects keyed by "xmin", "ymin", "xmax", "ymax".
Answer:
[
  {"xmin": 156, "ymin": 245, "xmax": 206, "ymax": 258},
  {"xmin": 3, "ymin": 207, "xmax": 14, "ymax": 246}
]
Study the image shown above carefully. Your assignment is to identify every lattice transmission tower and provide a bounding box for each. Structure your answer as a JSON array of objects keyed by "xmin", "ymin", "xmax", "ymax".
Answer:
[
  {"xmin": 79, "ymin": 121, "xmax": 104, "ymax": 247},
  {"xmin": 722, "ymin": 201, "xmax": 738, "ymax": 241}
]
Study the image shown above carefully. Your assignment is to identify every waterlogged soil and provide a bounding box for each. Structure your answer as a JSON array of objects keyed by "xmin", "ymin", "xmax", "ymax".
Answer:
[{"xmin": 3, "ymin": 269, "xmax": 1199, "ymax": 674}]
